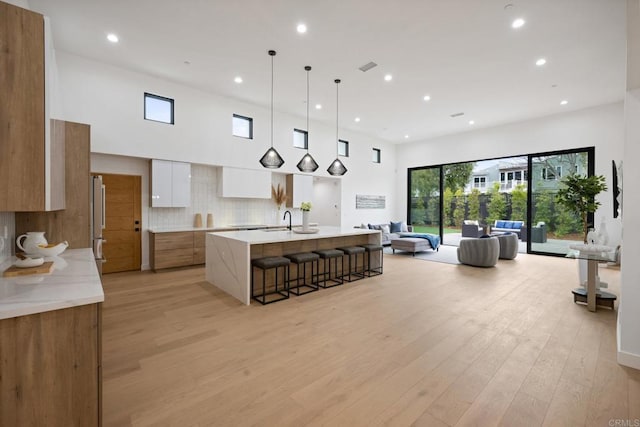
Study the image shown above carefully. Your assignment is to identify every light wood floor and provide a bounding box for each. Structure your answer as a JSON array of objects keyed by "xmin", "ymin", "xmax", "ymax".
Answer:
[{"xmin": 101, "ymin": 253, "xmax": 640, "ymax": 426}]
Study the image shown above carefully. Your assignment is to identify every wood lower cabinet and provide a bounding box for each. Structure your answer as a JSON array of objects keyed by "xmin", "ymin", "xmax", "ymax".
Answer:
[
  {"xmin": 0, "ymin": 304, "xmax": 102, "ymax": 426},
  {"xmin": 150, "ymin": 231, "xmax": 209, "ymax": 270}
]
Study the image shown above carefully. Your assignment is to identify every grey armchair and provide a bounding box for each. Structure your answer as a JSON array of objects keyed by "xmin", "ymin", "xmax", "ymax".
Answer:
[
  {"xmin": 457, "ymin": 237, "xmax": 500, "ymax": 267},
  {"xmin": 462, "ymin": 223, "xmax": 483, "ymax": 238}
]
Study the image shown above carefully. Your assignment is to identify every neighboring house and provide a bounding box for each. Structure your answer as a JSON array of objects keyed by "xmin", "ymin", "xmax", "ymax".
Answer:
[{"xmin": 464, "ymin": 155, "xmax": 588, "ymax": 194}]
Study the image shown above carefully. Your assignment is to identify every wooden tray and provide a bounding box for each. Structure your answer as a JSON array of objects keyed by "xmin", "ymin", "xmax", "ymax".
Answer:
[{"xmin": 3, "ymin": 261, "xmax": 54, "ymax": 277}]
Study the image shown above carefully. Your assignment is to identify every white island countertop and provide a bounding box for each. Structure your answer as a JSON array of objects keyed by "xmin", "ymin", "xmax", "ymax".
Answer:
[
  {"xmin": 210, "ymin": 226, "xmax": 379, "ymax": 244},
  {"xmin": 0, "ymin": 248, "xmax": 104, "ymax": 320}
]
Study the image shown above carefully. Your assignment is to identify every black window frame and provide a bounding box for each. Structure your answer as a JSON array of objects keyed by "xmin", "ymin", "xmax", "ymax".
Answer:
[
  {"xmin": 372, "ymin": 148, "xmax": 381, "ymax": 163},
  {"xmin": 338, "ymin": 139, "xmax": 349, "ymax": 157},
  {"xmin": 232, "ymin": 114, "xmax": 254, "ymax": 139},
  {"xmin": 144, "ymin": 92, "xmax": 175, "ymax": 125},
  {"xmin": 293, "ymin": 128, "xmax": 308, "ymax": 149}
]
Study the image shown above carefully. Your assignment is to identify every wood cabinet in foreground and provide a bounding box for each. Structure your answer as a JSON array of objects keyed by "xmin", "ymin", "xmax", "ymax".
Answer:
[{"xmin": 0, "ymin": 304, "xmax": 102, "ymax": 426}]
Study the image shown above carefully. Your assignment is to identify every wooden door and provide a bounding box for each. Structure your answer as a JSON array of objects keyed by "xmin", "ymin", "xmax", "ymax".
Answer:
[{"xmin": 96, "ymin": 173, "xmax": 141, "ymax": 273}]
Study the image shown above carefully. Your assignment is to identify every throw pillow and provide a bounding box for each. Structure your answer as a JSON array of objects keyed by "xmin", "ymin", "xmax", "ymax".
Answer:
[
  {"xmin": 496, "ymin": 220, "xmax": 506, "ymax": 228},
  {"xmin": 381, "ymin": 224, "xmax": 390, "ymax": 234},
  {"xmin": 390, "ymin": 221, "xmax": 402, "ymax": 233},
  {"xmin": 372, "ymin": 224, "xmax": 383, "ymax": 230},
  {"xmin": 400, "ymin": 221, "xmax": 409, "ymax": 232},
  {"xmin": 504, "ymin": 221, "xmax": 514, "ymax": 229},
  {"xmin": 479, "ymin": 234, "xmax": 492, "ymax": 239},
  {"xmin": 463, "ymin": 219, "xmax": 479, "ymax": 225},
  {"xmin": 512, "ymin": 221, "xmax": 523, "ymax": 229},
  {"xmin": 367, "ymin": 223, "xmax": 373, "ymax": 229}
]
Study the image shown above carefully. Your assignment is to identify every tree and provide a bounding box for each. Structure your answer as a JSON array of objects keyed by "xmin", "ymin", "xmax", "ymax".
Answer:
[
  {"xmin": 443, "ymin": 188, "xmax": 454, "ymax": 226},
  {"xmin": 555, "ymin": 174, "xmax": 607, "ymax": 243},
  {"xmin": 510, "ymin": 184, "xmax": 527, "ymax": 221},
  {"xmin": 444, "ymin": 163, "xmax": 474, "ymax": 192},
  {"xmin": 412, "ymin": 196, "xmax": 426, "ymax": 225},
  {"xmin": 486, "ymin": 182, "xmax": 505, "ymax": 224},
  {"xmin": 533, "ymin": 190, "xmax": 554, "ymax": 229},
  {"xmin": 468, "ymin": 188, "xmax": 480, "ymax": 220},
  {"xmin": 411, "ymin": 169, "xmax": 439, "ymax": 199},
  {"xmin": 453, "ymin": 189, "xmax": 466, "ymax": 227},
  {"xmin": 554, "ymin": 204, "xmax": 581, "ymax": 237}
]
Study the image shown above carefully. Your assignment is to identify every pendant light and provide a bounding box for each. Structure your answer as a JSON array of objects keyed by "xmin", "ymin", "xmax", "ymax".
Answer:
[
  {"xmin": 259, "ymin": 50, "xmax": 285, "ymax": 169},
  {"xmin": 327, "ymin": 79, "xmax": 347, "ymax": 176},
  {"xmin": 297, "ymin": 66, "xmax": 319, "ymax": 172}
]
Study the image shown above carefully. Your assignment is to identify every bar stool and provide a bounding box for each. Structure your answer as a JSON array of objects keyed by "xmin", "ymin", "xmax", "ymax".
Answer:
[
  {"xmin": 313, "ymin": 249, "xmax": 344, "ymax": 288},
  {"xmin": 359, "ymin": 244, "xmax": 383, "ymax": 277},
  {"xmin": 285, "ymin": 252, "xmax": 320, "ymax": 296},
  {"xmin": 336, "ymin": 246, "xmax": 366, "ymax": 282},
  {"xmin": 251, "ymin": 256, "xmax": 291, "ymax": 305}
]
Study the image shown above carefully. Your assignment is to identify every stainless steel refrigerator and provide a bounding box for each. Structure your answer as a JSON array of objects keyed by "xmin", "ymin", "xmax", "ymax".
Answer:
[{"xmin": 91, "ymin": 175, "xmax": 106, "ymax": 275}]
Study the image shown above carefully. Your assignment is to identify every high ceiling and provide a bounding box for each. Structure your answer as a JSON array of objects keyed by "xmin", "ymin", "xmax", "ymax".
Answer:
[{"xmin": 28, "ymin": 0, "xmax": 627, "ymax": 143}]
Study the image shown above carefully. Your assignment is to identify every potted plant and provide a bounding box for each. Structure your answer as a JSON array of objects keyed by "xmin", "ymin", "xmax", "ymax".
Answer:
[
  {"xmin": 555, "ymin": 173, "xmax": 607, "ymax": 243},
  {"xmin": 300, "ymin": 202, "xmax": 312, "ymax": 230}
]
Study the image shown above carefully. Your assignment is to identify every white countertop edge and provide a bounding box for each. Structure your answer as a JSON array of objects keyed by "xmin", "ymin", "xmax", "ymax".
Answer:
[{"xmin": 0, "ymin": 295, "xmax": 104, "ymax": 320}]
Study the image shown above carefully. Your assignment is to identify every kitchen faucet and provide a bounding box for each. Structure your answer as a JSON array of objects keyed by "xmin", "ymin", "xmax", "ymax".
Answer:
[{"xmin": 283, "ymin": 210, "xmax": 292, "ymax": 230}]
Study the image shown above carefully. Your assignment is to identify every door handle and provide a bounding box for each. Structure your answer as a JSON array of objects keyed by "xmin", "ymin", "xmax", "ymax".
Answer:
[
  {"xmin": 135, "ymin": 228, "xmax": 140, "ymax": 232},
  {"xmin": 135, "ymin": 220, "xmax": 140, "ymax": 225}
]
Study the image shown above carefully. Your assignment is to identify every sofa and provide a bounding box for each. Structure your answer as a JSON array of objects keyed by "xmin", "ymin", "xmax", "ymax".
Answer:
[
  {"xmin": 359, "ymin": 221, "xmax": 412, "ymax": 246},
  {"xmin": 492, "ymin": 220, "xmax": 524, "ymax": 238}
]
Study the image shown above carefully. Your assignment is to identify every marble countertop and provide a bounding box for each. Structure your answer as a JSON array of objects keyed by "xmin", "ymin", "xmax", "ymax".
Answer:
[
  {"xmin": 208, "ymin": 226, "xmax": 379, "ymax": 244},
  {"xmin": 149, "ymin": 223, "xmax": 313, "ymax": 233},
  {"xmin": 0, "ymin": 248, "xmax": 104, "ymax": 320}
]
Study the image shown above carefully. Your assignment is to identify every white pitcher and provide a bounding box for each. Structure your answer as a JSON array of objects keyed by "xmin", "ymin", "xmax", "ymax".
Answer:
[{"xmin": 16, "ymin": 231, "xmax": 48, "ymax": 255}]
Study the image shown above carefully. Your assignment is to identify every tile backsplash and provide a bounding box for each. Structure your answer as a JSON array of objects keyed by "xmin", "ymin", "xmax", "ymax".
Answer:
[
  {"xmin": 0, "ymin": 212, "xmax": 15, "ymax": 262},
  {"xmin": 149, "ymin": 165, "xmax": 302, "ymax": 230}
]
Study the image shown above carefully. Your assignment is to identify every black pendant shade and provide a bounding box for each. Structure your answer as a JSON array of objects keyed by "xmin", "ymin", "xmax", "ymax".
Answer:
[
  {"xmin": 260, "ymin": 50, "xmax": 284, "ymax": 169},
  {"xmin": 297, "ymin": 65, "xmax": 319, "ymax": 172},
  {"xmin": 260, "ymin": 147, "xmax": 285, "ymax": 169},
  {"xmin": 327, "ymin": 78, "xmax": 347, "ymax": 176},
  {"xmin": 327, "ymin": 158, "xmax": 347, "ymax": 176}
]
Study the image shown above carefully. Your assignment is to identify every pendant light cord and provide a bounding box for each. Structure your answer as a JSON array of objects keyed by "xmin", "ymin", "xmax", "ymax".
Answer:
[
  {"xmin": 335, "ymin": 79, "xmax": 340, "ymax": 156},
  {"xmin": 306, "ymin": 68, "xmax": 310, "ymax": 154},
  {"xmin": 270, "ymin": 53, "xmax": 274, "ymax": 148}
]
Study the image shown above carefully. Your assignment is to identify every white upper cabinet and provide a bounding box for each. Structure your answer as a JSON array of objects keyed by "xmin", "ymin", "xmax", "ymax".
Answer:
[
  {"xmin": 286, "ymin": 174, "xmax": 313, "ymax": 208},
  {"xmin": 217, "ymin": 167, "xmax": 271, "ymax": 199},
  {"xmin": 150, "ymin": 159, "xmax": 191, "ymax": 207}
]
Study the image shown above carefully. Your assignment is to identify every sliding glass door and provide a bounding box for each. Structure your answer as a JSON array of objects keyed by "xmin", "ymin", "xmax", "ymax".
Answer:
[
  {"xmin": 529, "ymin": 149, "xmax": 593, "ymax": 256},
  {"xmin": 408, "ymin": 167, "xmax": 441, "ymax": 237}
]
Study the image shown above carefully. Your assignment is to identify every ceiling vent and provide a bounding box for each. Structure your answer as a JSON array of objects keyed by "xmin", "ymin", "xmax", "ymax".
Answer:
[
  {"xmin": 358, "ymin": 61, "xmax": 378, "ymax": 72},
  {"xmin": 450, "ymin": 112, "xmax": 465, "ymax": 118}
]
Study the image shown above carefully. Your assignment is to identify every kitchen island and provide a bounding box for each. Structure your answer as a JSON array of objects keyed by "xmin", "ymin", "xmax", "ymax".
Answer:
[{"xmin": 205, "ymin": 226, "xmax": 380, "ymax": 305}]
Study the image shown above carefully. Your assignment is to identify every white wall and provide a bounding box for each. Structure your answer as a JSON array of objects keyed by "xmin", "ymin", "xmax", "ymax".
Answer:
[
  {"xmin": 311, "ymin": 177, "xmax": 341, "ymax": 226},
  {"xmin": 395, "ymin": 103, "xmax": 625, "ymax": 247},
  {"xmin": 618, "ymin": 0, "xmax": 640, "ymax": 370},
  {"xmin": 57, "ymin": 51, "xmax": 397, "ymax": 230}
]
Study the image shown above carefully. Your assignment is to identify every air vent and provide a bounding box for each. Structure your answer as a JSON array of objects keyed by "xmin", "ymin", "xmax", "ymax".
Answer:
[
  {"xmin": 450, "ymin": 112, "xmax": 465, "ymax": 118},
  {"xmin": 359, "ymin": 61, "xmax": 378, "ymax": 72}
]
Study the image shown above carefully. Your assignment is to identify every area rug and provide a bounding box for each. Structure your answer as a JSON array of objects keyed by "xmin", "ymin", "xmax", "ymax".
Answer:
[{"xmin": 384, "ymin": 244, "xmax": 460, "ymax": 265}]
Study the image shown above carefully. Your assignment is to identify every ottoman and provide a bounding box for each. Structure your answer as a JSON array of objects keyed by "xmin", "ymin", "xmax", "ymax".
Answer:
[
  {"xmin": 391, "ymin": 237, "xmax": 434, "ymax": 256},
  {"xmin": 496, "ymin": 233, "xmax": 519, "ymax": 260}
]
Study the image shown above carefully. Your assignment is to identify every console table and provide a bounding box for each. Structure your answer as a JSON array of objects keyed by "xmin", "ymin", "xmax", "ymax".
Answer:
[{"xmin": 567, "ymin": 244, "xmax": 617, "ymax": 312}]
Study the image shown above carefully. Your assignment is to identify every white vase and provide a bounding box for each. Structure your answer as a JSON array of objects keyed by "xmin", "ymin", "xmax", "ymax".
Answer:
[{"xmin": 302, "ymin": 211, "xmax": 309, "ymax": 230}]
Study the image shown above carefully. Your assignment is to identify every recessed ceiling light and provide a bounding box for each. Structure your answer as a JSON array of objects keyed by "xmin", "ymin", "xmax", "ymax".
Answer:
[
  {"xmin": 469, "ymin": 120, "xmax": 475, "ymax": 125},
  {"xmin": 234, "ymin": 76, "xmax": 243, "ymax": 84},
  {"xmin": 354, "ymin": 117, "xmax": 361, "ymax": 122},
  {"xmin": 296, "ymin": 23, "xmax": 307, "ymax": 33},
  {"xmin": 404, "ymin": 134, "xmax": 409, "ymax": 139},
  {"xmin": 536, "ymin": 58, "xmax": 547, "ymax": 66},
  {"xmin": 511, "ymin": 18, "xmax": 525, "ymax": 29},
  {"xmin": 423, "ymin": 95, "xmax": 431, "ymax": 101},
  {"xmin": 560, "ymin": 100, "xmax": 568, "ymax": 105},
  {"xmin": 315, "ymin": 104, "xmax": 322, "ymax": 110},
  {"xmin": 107, "ymin": 33, "xmax": 119, "ymax": 43},
  {"xmin": 183, "ymin": 60, "xmax": 191, "ymax": 65},
  {"xmin": 384, "ymin": 74, "xmax": 393, "ymax": 82}
]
